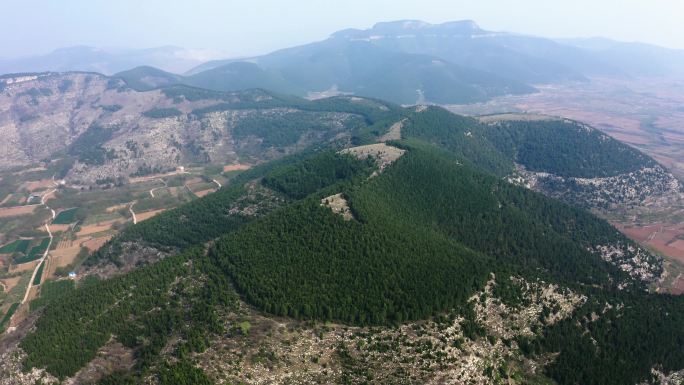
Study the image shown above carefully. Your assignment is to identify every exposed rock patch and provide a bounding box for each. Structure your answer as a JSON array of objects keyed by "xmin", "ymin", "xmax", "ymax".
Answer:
[
  {"xmin": 321, "ymin": 193, "xmax": 353, "ymax": 221},
  {"xmin": 339, "ymin": 143, "xmax": 405, "ymax": 172}
]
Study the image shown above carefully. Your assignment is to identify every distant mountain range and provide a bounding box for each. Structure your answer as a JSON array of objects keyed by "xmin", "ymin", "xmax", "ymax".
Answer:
[
  {"xmin": 0, "ymin": 46, "xmax": 223, "ymax": 75},
  {"xmin": 3, "ymin": 20, "xmax": 684, "ymax": 105}
]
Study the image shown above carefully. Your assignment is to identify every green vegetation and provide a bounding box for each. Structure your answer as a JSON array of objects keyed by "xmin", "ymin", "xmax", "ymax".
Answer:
[
  {"xmin": 0, "ymin": 239, "xmax": 30, "ymax": 254},
  {"xmin": 402, "ymin": 107, "xmax": 513, "ymax": 176},
  {"xmin": 262, "ymin": 151, "xmax": 374, "ymax": 199},
  {"xmin": 233, "ymin": 112, "xmax": 342, "ymax": 148},
  {"xmin": 15, "ymin": 237, "xmax": 50, "ymax": 264},
  {"xmin": 29, "ymin": 280, "xmax": 75, "ymax": 311},
  {"xmin": 114, "ymin": 66, "xmax": 182, "ymax": 91},
  {"xmin": 157, "ymin": 361, "xmax": 214, "ymax": 385},
  {"xmin": 213, "ymin": 198, "xmax": 488, "ymax": 324},
  {"xmin": 53, "ymin": 207, "xmax": 79, "ymax": 224},
  {"xmin": 16, "ymin": 102, "xmax": 684, "ymax": 383},
  {"xmin": 481, "ymin": 119, "xmax": 656, "ymax": 178},
  {"xmin": 212, "ymin": 144, "xmax": 636, "ymax": 326},
  {"xmin": 531, "ymin": 293, "xmax": 684, "ymax": 385},
  {"xmin": 142, "ymin": 107, "xmax": 183, "ymax": 119},
  {"xmin": 0, "ymin": 302, "xmax": 19, "ymax": 330},
  {"xmin": 32, "ymin": 261, "xmax": 45, "ymax": 285},
  {"xmin": 100, "ymin": 104, "xmax": 123, "ymax": 112},
  {"xmin": 186, "ymin": 61, "xmax": 304, "ymax": 96},
  {"xmin": 21, "ymin": 248, "xmax": 233, "ymax": 379},
  {"xmin": 67, "ymin": 124, "xmax": 117, "ymax": 165}
]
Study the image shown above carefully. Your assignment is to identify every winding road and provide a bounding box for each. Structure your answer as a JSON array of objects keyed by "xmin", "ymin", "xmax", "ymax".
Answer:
[
  {"xmin": 18, "ymin": 188, "xmax": 56, "ymax": 306},
  {"xmin": 149, "ymin": 178, "xmax": 167, "ymax": 198},
  {"xmin": 129, "ymin": 202, "xmax": 138, "ymax": 225}
]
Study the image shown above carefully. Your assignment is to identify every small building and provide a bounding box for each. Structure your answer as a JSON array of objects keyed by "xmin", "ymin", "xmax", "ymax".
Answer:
[{"xmin": 68, "ymin": 272, "xmax": 77, "ymax": 278}]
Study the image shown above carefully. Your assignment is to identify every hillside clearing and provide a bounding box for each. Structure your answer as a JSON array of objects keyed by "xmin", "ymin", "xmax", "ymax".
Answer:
[
  {"xmin": 379, "ymin": 118, "xmax": 405, "ymax": 142},
  {"xmin": 321, "ymin": 193, "xmax": 353, "ymax": 220},
  {"xmin": 339, "ymin": 143, "xmax": 405, "ymax": 171}
]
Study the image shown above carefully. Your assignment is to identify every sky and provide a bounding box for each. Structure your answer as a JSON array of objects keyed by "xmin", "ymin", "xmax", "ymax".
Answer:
[{"xmin": 2, "ymin": 0, "xmax": 684, "ymax": 58}]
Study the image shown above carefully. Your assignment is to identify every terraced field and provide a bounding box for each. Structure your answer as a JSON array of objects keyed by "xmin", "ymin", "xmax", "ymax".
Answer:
[{"xmin": 0, "ymin": 161, "xmax": 228, "ymax": 330}]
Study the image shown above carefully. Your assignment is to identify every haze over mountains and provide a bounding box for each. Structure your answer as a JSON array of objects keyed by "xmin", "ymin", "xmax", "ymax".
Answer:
[
  {"xmin": 0, "ymin": 46, "xmax": 224, "ymax": 75},
  {"xmin": 3, "ymin": 20, "xmax": 684, "ymax": 105}
]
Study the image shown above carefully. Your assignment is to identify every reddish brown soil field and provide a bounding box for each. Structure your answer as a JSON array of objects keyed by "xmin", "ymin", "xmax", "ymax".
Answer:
[
  {"xmin": 223, "ymin": 164, "xmax": 251, "ymax": 172},
  {"xmin": 193, "ymin": 189, "xmax": 216, "ymax": 198},
  {"xmin": 82, "ymin": 235, "xmax": 113, "ymax": 252},
  {"xmin": 615, "ymin": 223, "xmax": 684, "ymax": 263},
  {"xmin": 77, "ymin": 220, "xmax": 120, "ymax": 237},
  {"xmin": 0, "ymin": 205, "xmax": 37, "ymax": 218},
  {"xmin": 136, "ymin": 209, "xmax": 165, "ymax": 222},
  {"xmin": 673, "ymin": 277, "xmax": 684, "ymax": 295}
]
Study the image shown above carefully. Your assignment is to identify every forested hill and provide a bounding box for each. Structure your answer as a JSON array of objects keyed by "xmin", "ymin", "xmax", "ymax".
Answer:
[
  {"xmin": 91, "ymin": 106, "xmax": 665, "ymax": 267},
  {"xmin": 469, "ymin": 114, "xmax": 680, "ymax": 210},
  {"xmin": 9, "ymin": 103, "xmax": 684, "ymax": 385},
  {"xmin": 478, "ymin": 117, "xmax": 657, "ymax": 178}
]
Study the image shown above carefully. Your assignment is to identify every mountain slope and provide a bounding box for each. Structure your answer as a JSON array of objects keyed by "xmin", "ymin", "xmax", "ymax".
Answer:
[
  {"xmin": 184, "ymin": 40, "xmax": 535, "ymax": 104},
  {"xmin": 12, "ymin": 131, "xmax": 684, "ymax": 385},
  {"xmin": 0, "ymin": 72, "xmax": 397, "ymax": 182},
  {"xmin": 3, "ymin": 94, "xmax": 684, "ymax": 384},
  {"xmin": 187, "ymin": 19, "xmax": 684, "ymax": 103},
  {"xmin": 475, "ymin": 115, "xmax": 682, "ymax": 210},
  {"xmin": 183, "ymin": 61, "xmax": 306, "ymax": 95},
  {"xmin": 113, "ymin": 66, "xmax": 183, "ymax": 91}
]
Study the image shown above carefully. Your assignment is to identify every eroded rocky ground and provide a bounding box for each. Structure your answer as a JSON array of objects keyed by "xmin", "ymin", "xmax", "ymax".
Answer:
[
  {"xmin": 509, "ymin": 164, "xmax": 682, "ymax": 214},
  {"xmin": 192, "ymin": 275, "xmax": 584, "ymax": 385}
]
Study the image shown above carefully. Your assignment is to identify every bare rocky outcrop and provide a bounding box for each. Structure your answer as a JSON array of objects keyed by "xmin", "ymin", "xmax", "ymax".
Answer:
[
  {"xmin": 321, "ymin": 193, "xmax": 353, "ymax": 220},
  {"xmin": 510, "ymin": 164, "xmax": 681, "ymax": 211},
  {"xmin": 589, "ymin": 243, "xmax": 663, "ymax": 283}
]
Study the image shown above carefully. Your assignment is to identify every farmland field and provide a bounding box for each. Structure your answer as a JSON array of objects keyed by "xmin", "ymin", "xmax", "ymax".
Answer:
[
  {"xmin": 0, "ymin": 239, "xmax": 30, "ymax": 254},
  {"xmin": 15, "ymin": 238, "xmax": 50, "ymax": 264},
  {"xmin": 0, "ymin": 302, "xmax": 19, "ymax": 330},
  {"xmin": 53, "ymin": 207, "xmax": 79, "ymax": 224},
  {"xmin": 0, "ymin": 204, "xmax": 37, "ymax": 218},
  {"xmin": 33, "ymin": 261, "xmax": 46, "ymax": 285},
  {"xmin": 0, "ymin": 162, "xmax": 239, "ymax": 326}
]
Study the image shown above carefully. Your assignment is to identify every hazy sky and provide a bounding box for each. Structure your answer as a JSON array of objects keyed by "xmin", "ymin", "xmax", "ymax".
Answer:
[{"xmin": 2, "ymin": 0, "xmax": 684, "ymax": 58}]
